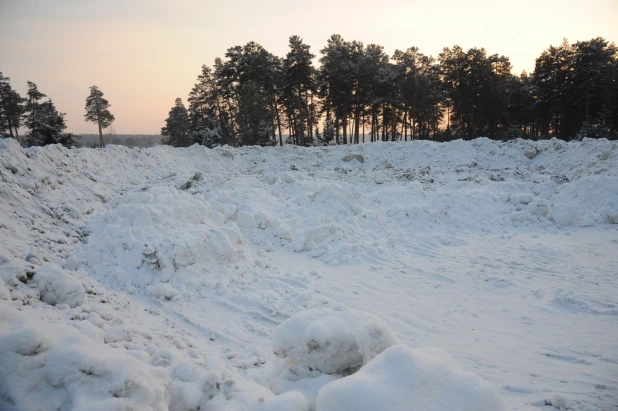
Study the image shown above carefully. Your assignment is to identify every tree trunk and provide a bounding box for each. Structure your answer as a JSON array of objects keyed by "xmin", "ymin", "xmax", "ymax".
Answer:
[
  {"xmin": 382, "ymin": 103, "xmax": 386, "ymax": 141},
  {"xmin": 404, "ymin": 109, "xmax": 408, "ymax": 141},
  {"xmin": 354, "ymin": 109, "xmax": 360, "ymax": 144},
  {"xmin": 342, "ymin": 108, "xmax": 348, "ymax": 145},
  {"xmin": 275, "ymin": 105, "xmax": 283, "ymax": 146},
  {"xmin": 335, "ymin": 116, "xmax": 340, "ymax": 145},
  {"xmin": 362, "ymin": 114, "xmax": 365, "ymax": 144},
  {"xmin": 98, "ymin": 121, "xmax": 104, "ymax": 148}
]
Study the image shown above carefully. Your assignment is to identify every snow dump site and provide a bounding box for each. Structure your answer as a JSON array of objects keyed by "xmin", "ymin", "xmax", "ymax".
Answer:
[{"xmin": 0, "ymin": 137, "xmax": 617, "ymax": 411}]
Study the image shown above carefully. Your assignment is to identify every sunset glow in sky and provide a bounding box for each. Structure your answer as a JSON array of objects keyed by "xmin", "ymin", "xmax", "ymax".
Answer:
[{"xmin": 1, "ymin": 0, "xmax": 617, "ymax": 134}]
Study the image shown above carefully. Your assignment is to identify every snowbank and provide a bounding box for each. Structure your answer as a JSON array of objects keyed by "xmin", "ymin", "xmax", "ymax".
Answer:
[{"xmin": 315, "ymin": 345, "xmax": 508, "ymax": 411}]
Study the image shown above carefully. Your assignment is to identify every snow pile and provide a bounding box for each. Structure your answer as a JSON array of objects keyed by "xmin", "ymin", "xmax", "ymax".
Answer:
[
  {"xmin": 0, "ymin": 305, "xmax": 310, "ymax": 411},
  {"xmin": 272, "ymin": 307, "xmax": 397, "ymax": 374},
  {"xmin": 150, "ymin": 346, "xmax": 308, "ymax": 411},
  {"xmin": 80, "ymin": 185, "xmax": 254, "ymax": 299},
  {"xmin": 271, "ymin": 308, "xmax": 507, "ymax": 411},
  {"xmin": 34, "ymin": 263, "xmax": 85, "ymax": 307},
  {"xmin": 315, "ymin": 345, "xmax": 508, "ymax": 411},
  {"xmin": 0, "ymin": 305, "xmax": 171, "ymax": 411}
]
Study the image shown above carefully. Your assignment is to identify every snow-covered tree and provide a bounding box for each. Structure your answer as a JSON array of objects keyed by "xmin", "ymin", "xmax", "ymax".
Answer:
[{"xmin": 84, "ymin": 86, "xmax": 115, "ymax": 148}]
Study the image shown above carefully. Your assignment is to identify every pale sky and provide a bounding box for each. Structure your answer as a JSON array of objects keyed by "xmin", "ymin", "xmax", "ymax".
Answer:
[{"xmin": 1, "ymin": 0, "xmax": 616, "ymax": 135}]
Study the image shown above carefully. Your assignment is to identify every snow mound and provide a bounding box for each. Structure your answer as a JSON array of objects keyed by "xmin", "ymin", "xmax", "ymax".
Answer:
[
  {"xmin": 315, "ymin": 345, "xmax": 508, "ymax": 411},
  {"xmin": 0, "ymin": 306, "xmax": 171, "ymax": 411},
  {"xmin": 149, "ymin": 346, "xmax": 309, "ymax": 411},
  {"xmin": 34, "ymin": 263, "xmax": 85, "ymax": 308},
  {"xmin": 81, "ymin": 185, "xmax": 253, "ymax": 298},
  {"xmin": 0, "ymin": 306, "xmax": 309, "ymax": 411},
  {"xmin": 272, "ymin": 307, "xmax": 397, "ymax": 374},
  {"xmin": 272, "ymin": 362, "xmax": 339, "ymax": 410}
]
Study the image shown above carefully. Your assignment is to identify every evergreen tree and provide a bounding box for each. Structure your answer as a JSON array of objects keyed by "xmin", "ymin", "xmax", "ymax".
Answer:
[
  {"xmin": 188, "ymin": 65, "xmax": 231, "ymax": 146},
  {"xmin": 319, "ymin": 34, "xmax": 355, "ymax": 144},
  {"xmin": 23, "ymin": 82, "xmax": 46, "ymax": 140},
  {"xmin": 215, "ymin": 42, "xmax": 279, "ymax": 146},
  {"xmin": 439, "ymin": 46, "xmax": 513, "ymax": 139},
  {"xmin": 0, "ymin": 73, "xmax": 24, "ymax": 140},
  {"xmin": 84, "ymin": 86, "xmax": 115, "ymax": 147},
  {"xmin": 161, "ymin": 98, "xmax": 191, "ymax": 147},
  {"xmin": 26, "ymin": 99, "xmax": 67, "ymax": 146},
  {"xmin": 362, "ymin": 44, "xmax": 390, "ymax": 142},
  {"xmin": 237, "ymin": 81, "xmax": 274, "ymax": 145},
  {"xmin": 317, "ymin": 119, "xmax": 336, "ymax": 145},
  {"xmin": 531, "ymin": 38, "xmax": 618, "ymax": 139},
  {"xmin": 281, "ymin": 35, "xmax": 317, "ymax": 146}
]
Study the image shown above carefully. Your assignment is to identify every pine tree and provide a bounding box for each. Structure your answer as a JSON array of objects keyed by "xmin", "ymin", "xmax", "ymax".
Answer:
[
  {"xmin": 281, "ymin": 35, "xmax": 317, "ymax": 146},
  {"xmin": 187, "ymin": 65, "xmax": 229, "ymax": 146},
  {"xmin": 23, "ymin": 82, "xmax": 68, "ymax": 146},
  {"xmin": 161, "ymin": 98, "xmax": 191, "ymax": 147},
  {"xmin": 0, "ymin": 73, "xmax": 24, "ymax": 140},
  {"xmin": 84, "ymin": 86, "xmax": 115, "ymax": 147},
  {"xmin": 319, "ymin": 35, "xmax": 355, "ymax": 144},
  {"xmin": 216, "ymin": 42, "xmax": 279, "ymax": 146},
  {"xmin": 23, "ymin": 82, "xmax": 46, "ymax": 141},
  {"xmin": 26, "ymin": 99, "xmax": 67, "ymax": 146}
]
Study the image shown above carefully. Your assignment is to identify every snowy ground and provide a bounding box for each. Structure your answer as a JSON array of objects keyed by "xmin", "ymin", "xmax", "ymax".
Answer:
[{"xmin": 1, "ymin": 137, "xmax": 617, "ymax": 410}]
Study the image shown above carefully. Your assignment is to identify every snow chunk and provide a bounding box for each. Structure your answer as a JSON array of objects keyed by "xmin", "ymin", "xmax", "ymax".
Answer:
[
  {"xmin": 526, "ymin": 198, "xmax": 551, "ymax": 217},
  {"xmin": 551, "ymin": 203, "xmax": 579, "ymax": 226},
  {"xmin": 147, "ymin": 283, "xmax": 180, "ymax": 301},
  {"xmin": 272, "ymin": 308, "xmax": 397, "ymax": 374},
  {"xmin": 236, "ymin": 210, "xmax": 259, "ymax": 228},
  {"xmin": 315, "ymin": 345, "xmax": 508, "ymax": 411},
  {"xmin": 34, "ymin": 263, "xmax": 85, "ymax": 308}
]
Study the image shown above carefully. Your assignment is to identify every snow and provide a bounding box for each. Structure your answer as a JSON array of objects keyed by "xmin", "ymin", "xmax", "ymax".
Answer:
[
  {"xmin": 315, "ymin": 344, "xmax": 508, "ymax": 411},
  {"xmin": 272, "ymin": 307, "xmax": 397, "ymax": 373},
  {"xmin": 1, "ymin": 137, "xmax": 618, "ymax": 410},
  {"xmin": 0, "ymin": 305, "xmax": 171, "ymax": 411},
  {"xmin": 34, "ymin": 263, "xmax": 86, "ymax": 308}
]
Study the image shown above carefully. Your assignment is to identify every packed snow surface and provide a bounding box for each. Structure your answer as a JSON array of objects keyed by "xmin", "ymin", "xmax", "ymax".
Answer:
[{"xmin": 1, "ymin": 137, "xmax": 617, "ymax": 410}]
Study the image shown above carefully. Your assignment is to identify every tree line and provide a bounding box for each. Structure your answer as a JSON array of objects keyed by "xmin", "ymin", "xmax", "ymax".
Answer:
[
  {"xmin": 3, "ymin": 35, "xmax": 616, "ymax": 149},
  {"xmin": 0, "ymin": 77, "xmax": 114, "ymax": 148},
  {"xmin": 162, "ymin": 35, "xmax": 618, "ymax": 147}
]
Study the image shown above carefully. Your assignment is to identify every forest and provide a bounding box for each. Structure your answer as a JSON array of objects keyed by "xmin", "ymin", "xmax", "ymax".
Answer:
[
  {"xmin": 2, "ymin": 35, "xmax": 617, "ymax": 148},
  {"xmin": 163, "ymin": 35, "xmax": 618, "ymax": 147}
]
